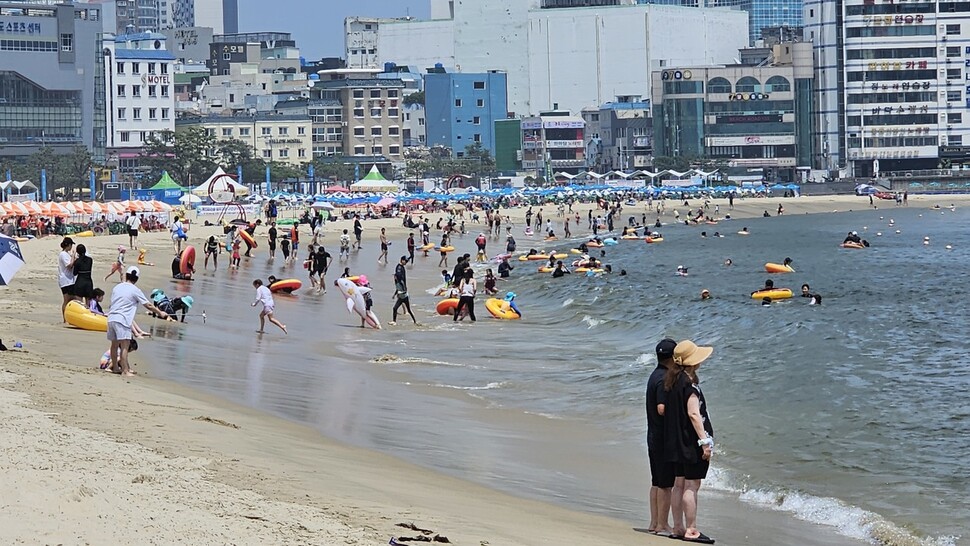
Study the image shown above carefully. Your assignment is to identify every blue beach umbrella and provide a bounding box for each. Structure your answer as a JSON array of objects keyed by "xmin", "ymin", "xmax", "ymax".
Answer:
[{"xmin": 0, "ymin": 234, "xmax": 25, "ymax": 285}]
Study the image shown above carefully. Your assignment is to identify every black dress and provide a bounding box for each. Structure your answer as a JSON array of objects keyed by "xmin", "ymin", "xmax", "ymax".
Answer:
[{"xmin": 72, "ymin": 255, "xmax": 94, "ymax": 300}]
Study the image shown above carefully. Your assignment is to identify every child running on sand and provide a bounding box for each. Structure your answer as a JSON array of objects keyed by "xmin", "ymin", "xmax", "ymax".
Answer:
[
  {"xmin": 104, "ymin": 246, "xmax": 126, "ymax": 282},
  {"xmin": 339, "ymin": 229, "xmax": 351, "ymax": 261},
  {"xmin": 252, "ymin": 279, "xmax": 287, "ymax": 334}
]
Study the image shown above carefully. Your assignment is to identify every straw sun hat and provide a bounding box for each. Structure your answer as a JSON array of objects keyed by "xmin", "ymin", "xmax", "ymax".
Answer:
[{"xmin": 673, "ymin": 340, "xmax": 714, "ymax": 368}]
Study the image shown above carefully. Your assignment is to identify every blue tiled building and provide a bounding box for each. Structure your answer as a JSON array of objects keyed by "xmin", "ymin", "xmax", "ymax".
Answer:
[{"xmin": 425, "ymin": 70, "xmax": 508, "ymax": 156}]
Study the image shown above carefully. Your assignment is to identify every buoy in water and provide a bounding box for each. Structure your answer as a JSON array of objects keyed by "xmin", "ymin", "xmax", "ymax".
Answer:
[
  {"xmin": 946, "ymin": 245, "xmax": 953, "ymax": 250},
  {"xmin": 895, "ymin": 230, "xmax": 901, "ymax": 234},
  {"xmin": 876, "ymin": 232, "xmax": 883, "ymax": 236}
]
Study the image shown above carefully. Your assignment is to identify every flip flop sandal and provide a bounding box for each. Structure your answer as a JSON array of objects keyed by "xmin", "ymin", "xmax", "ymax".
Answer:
[{"xmin": 680, "ymin": 532, "xmax": 715, "ymax": 544}]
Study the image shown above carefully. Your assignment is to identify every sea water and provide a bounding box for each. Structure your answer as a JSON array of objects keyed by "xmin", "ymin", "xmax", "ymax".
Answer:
[{"xmin": 148, "ymin": 205, "xmax": 968, "ymax": 546}]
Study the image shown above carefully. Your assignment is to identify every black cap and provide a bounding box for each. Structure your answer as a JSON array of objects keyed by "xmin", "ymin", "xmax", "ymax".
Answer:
[{"xmin": 656, "ymin": 338, "xmax": 677, "ymax": 359}]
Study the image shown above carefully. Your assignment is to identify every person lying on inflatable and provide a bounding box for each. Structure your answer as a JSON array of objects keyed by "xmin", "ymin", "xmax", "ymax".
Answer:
[{"xmin": 504, "ymin": 292, "xmax": 522, "ymax": 318}]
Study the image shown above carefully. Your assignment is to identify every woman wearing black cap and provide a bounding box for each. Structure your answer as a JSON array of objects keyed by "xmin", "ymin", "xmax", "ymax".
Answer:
[
  {"xmin": 107, "ymin": 266, "xmax": 169, "ymax": 376},
  {"xmin": 57, "ymin": 237, "xmax": 77, "ymax": 322}
]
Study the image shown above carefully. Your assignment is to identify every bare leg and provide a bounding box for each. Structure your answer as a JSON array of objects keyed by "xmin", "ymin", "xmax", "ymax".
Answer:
[
  {"xmin": 267, "ymin": 312, "xmax": 286, "ymax": 334},
  {"xmin": 257, "ymin": 311, "xmax": 266, "ymax": 333},
  {"xmin": 670, "ymin": 476, "xmax": 686, "ymax": 536},
  {"xmin": 109, "ymin": 340, "xmax": 120, "ymax": 371},
  {"xmin": 61, "ymin": 293, "xmax": 72, "ymax": 322},
  {"xmin": 682, "ymin": 479, "xmax": 702, "ymax": 539},
  {"xmin": 118, "ymin": 339, "xmax": 133, "ymax": 376}
]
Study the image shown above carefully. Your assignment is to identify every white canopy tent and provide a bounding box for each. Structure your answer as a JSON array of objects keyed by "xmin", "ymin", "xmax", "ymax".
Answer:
[{"xmin": 191, "ymin": 167, "xmax": 250, "ymax": 197}]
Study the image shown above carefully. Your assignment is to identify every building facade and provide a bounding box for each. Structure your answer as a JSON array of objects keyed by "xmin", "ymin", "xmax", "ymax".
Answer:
[
  {"xmin": 315, "ymin": 78, "xmax": 406, "ymax": 161},
  {"xmin": 403, "ymin": 103, "xmax": 426, "ymax": 147},
  {"xmin": 638, "ymin": 0, "xmax": 801, "ymax": 44},
  {"xmin": 651, "ymin": 43, "xmax": 814, "ymax": 182},
  {"xmin": 103, "ymin": 32, "xmax": 177, "ymax": 177},
  {"xmin": 494, "ymin": 118, "xmax": 522, "ymax": 172},
  {"xmin": 354, "ymin": 1, "xmax": 747, "ymax": 115},
  {"xmin": 0, "ymin": 2, "xmax": 106, "ymax": 159},
  {"xmin": 425, "ymin": 71, "xmax": 508, "ymax": 156},
  {"xmin": 521, "ymin": 111, "xmax": 586, "ymax": 175},
  {"xmin": 806, "ymin": 0, "xmax": 967, "ymax": 177},
  {"xmin": 583, "ymin": 95, "xmax": 653, "ymax": 172},
  {"xmin": 162, "ymin": 25, "xmax": 212, "ymax": 64},
  {"xmin": 175, "ymin": 114, "xmax": 311, "ymax": 165}
]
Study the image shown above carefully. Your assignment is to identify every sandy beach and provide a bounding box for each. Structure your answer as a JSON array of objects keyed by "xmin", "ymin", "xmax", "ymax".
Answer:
[{"xmin": 1, "ymin": 192, "xmax": 964, "ymax": 545}]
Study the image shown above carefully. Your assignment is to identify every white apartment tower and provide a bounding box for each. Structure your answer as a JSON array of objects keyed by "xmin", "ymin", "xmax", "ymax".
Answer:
[{"xmin": 806, "ymin": 0, "xmax": 970, "ymax": 176}]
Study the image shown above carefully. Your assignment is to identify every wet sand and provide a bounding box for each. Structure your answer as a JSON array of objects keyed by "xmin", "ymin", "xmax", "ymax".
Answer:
[{"xmin": 1, "ymin": 193, "xmax": 962, "ymax": 544}]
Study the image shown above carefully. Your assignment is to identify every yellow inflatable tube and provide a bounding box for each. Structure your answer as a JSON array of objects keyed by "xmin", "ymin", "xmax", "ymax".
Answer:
[
  {"xmin": 764, "ymin": 263, "xmax": 795, "ymax": 273},
  {"xmin": 65, "ymin": 300, "xmax": 108, "ymax": 331},
  {"xmin": 751, "ymin": 288, "xmax": 793, "ymax": 300},
  {"xmin": 575, "ymin": 267, "xmax": 605, "ymax": 273},
  {"xmin": 485, "ymin": 298, "xmax": 521, "ymax": 320}
]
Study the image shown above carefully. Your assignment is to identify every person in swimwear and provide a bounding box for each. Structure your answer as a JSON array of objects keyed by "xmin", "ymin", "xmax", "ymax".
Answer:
[{"xmin": 552, "ymin": 261, "xmax": 570, "ymax": 278}]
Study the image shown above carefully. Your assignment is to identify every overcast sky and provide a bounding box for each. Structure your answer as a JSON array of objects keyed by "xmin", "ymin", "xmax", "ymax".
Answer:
[{"xmin": 237, "ymin": 0, "xmax": 431, "ymax": 60}]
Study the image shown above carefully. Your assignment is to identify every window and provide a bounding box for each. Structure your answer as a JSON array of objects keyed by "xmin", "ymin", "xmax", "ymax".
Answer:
[
  {"xmin": 371, "ymin": 108, "xmax": 382, "ymax": 118},
  {"xmin": 387, "ymin": 90, "xmax": 399, "ymax": 98},
  {"xmin": 133, "ymin": 108, "xmax": 141, "ymax": 120},
  {"xmin": 120, "ymin": 131, "xmax": 130, "ymax": 142},
  {"xmin": 473, "ymin": 116, "xmax": 481, "ymax": 125},
  {"xmin": 948, "ymin": 68, "xmax": 962, "ymax": 80},
  {"xmin": 149, "ymin": 108, "xmax": 156, "ymax": 119},
  {"xmin": 279, "ymin": 149, "xmax": 288, "ymax": 158},
  {"xmin": 148, "ymin": 85, "xmax": 157, "ymax": 97},
  {"xmin": 368, "ymin": 49, "xmax": 376, "ymax": 54},
  {"xmin": 371, "ymin": 146, "xmax": 382, "ymax": 155},
  {"xmin": 418, "ymin": 118, "xmax": 425, "ymax": 126},
  {"xmin": 161, "ymin": 63, "xmax": 168, "ymax": 74},
  {"xmin": 161, "ymin": 108, "xmax": 169, "ymax": 119},
  {"xmin": 262, "ymin": 149, "xmax": 272, "ymax": 158},
  {"xmin": 948, "ymin": 113, "xmax": 963, "ymax": 124},
  {"xmin": 59, "ymin": 33, "xmax": 72, "ymax": 52},
  {"xmin": 948, "ymin": 90, "xmax": 962, "ymax": 102},
  {"xmin": 473, "ymin": 80, "xmax": 485, "ymax": 90},
  {"xmin": 223, "ymin": 52, "xmax": 230, "ymax": 60},
  {"xmin": 371, "ymin": 126, "xmax": 382, "ymax": 136},
  {"xmin": 353, "ymin": 127, "xmax": 365, "ymax": 137},
  {"xmin": 116, "ymin": 62, "xmax": 125, "ymax": 74},
  {"xmin": 354, "ymin": 108, "xmax": 364, "ymax": 118},
  {"xmin": 948, "ymin": 135, "xmax": 963, "ymax": 145},
  {"xmin": 117, "ymin": 85, "xmax": 126, "ymax": 97},
  {"xmin": 389, "ymin": 145, "xmax": 400, "ymax": 155},
  {"xmin": 707, "ymin": 77, "xmax": 732, "ymax": 93},
  {"xmin": 388, "ymin": 108, "xmax": 399, "ymax": 118},
  {"xmin": 205, "ymin": 128, "xmax": 215, "ymax": 137},
  {"xmin": 140, "ymin": 131, "xmax": 147, "ymax": 142},
  {"xmin": 278, "ymin": 127, "xmax": 288, "ymax": 135},
  {"xmin": 222, "ymin": 128, "xmax": 233, "ymax": 137},
  {"xmin": 298, "ymin": 148, "xmax": 306, "ymax": 158},
  {"xmin": 765, "ymin": 76, "xmax": 791, "ymax": 92},
  {"xmin": 297, "ymin": 126, "xmax": 305, "ymax": 135},
  {"xmin": 947, "ymin": 46, "xmax": 961, "ymax": 57},
  {"xmin": 455, "ymin": 99, "xmax": 462, "ymax": 107},
  {"xmin": 148, "ymin": 63, "xmax": 156, "ymax": 74},
  {"xmin": 946, "ymin": 24, "xmax": 961, "ymax": 35},
  {"xmin": 353, "ymin": 89, "xmax": 364, "ymax": 99},
  {"xmin": 364, "ymin": 24, "xmax": 372, "ymax": 30},
  {"xmin": 132, "ymin": 85, "xmax": 140, "ymax": 97},
  {"xmin": 473, "ymin": 134, "xmax": 481, "ymax": 143},
  {"xmin": 117, "ymin": 108, "xmax": 126, "ymax": 119},
  {"xmin": 350, "ymin": 49, "xmax": 358, "ymax": 55},
  {"xmin": 239, "ymin": 127, "xmax": 250, "ymax": 136},
  {"xmin": 161, "ymin": 86, "xmax": 169, "ymax": 97},
  {"xmin": 261, "ymin": 127, "xmax": 271, "ymax": 136},
  {"xmin": 370, "ymin": 89, "xmax": 381, "ymax": 98},
  {"xmin": 735, "ymin": 76, "xmax": 760, "ymax": 93},
  {"xmin": 354, "ymin": 145, "xmax": 365, "ymax": 154},
  {"xmin": 476, "ymin": 99, "xmax": 484, "ymax": 107},
  {"xmin": 229, "ymin": 93, "xmax": 235, "ymax": 103},
  {"xmin": 388, "ymin": 126, "xmax": 400, "ymax": 136},
  {"xmin": 132, "ymin": 62, "xmax": 140, "ymax": 74}
]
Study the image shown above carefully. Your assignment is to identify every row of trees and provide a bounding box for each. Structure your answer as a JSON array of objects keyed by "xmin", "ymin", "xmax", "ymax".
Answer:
[{"xmin": 0, "ymin": 145, "xmax": 96, "ymax": 197}]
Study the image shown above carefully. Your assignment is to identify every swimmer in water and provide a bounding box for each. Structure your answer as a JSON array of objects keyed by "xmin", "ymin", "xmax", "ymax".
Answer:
[
  {"xmin": 783, "ymin": 257, "xmax": 793, "ymax": 267},
  {"xmin": 676, "ymin": 265, "xmax": 689, "ymax": 277},
  {"xmin": 809, "ymin": 294, "xmax": 822, "ymax": 305},
  {"xmin": 801, "ymin": 283, "xmax": 811, "ymax": 298},
  {"xmin": 753, "ymin": 279, "xmax": 775, "ymax": 294},
  {"xmin": 724, "ymin": 258, "xmax": 733, "ymax": 266},
  {"xmin": 738, "ymin": 227, "xmax": 750, "ymax": 235},
  {"xmin": 701, "ymin": 231, "xmax": 708, "ymax": 238},
  {"xmin": 552, "ymin": 260, "xmax": 571, "ymax": 278},
  {"xmin": 701, "ymin": 289, "xmax": 711, "ymax": 300}
]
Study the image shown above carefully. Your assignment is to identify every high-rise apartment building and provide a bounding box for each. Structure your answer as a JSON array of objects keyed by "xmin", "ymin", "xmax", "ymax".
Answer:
[{"xmin": 805, "ymin": 0, "xmax": 968, "ymax": 176}]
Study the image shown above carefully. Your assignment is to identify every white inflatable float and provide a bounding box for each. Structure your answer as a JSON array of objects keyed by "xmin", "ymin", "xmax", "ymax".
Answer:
[{"xmin": 336, "ymin": 278, "xmax": 381, "ymax": 329}]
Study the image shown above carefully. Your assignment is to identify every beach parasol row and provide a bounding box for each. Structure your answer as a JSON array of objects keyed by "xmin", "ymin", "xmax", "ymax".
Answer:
[{"xmin": 0, "ymin": 200, "xmax": 173, "ymax": 218}]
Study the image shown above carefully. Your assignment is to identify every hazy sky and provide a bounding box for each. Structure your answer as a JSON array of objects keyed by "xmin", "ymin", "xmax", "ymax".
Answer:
[{"xmin": 237, "ymin": 0, "xmax": 431, "ymax": 60}]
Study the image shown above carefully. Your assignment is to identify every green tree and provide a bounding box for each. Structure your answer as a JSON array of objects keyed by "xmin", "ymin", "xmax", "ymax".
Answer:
[
  {"xmin": 141, "ymin": 127, "xmax": 217, "ymax": 186},
  {"xmin": 59, "ymin": 144, "xmax": 96, "ymax": 198},
  {"xmin": 216, "ymin": 138, "xmax": 265, "ymax": 186},
  {"xmin": 311, "ymin": 156, "xmax": 355, "ymax": 183},
  {"xmin": 403, "ymin": 90, "xmax": 425, "ymax": 106}
]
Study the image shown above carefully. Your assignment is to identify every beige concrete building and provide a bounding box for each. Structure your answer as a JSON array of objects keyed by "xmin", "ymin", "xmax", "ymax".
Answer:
[
  {"xmin": 176, "ymin": 114, "xmax": 312, "ymax": 165},
  {"xmin": 315, "ymin": 78, "xmax": 406, "ymax": 161}
]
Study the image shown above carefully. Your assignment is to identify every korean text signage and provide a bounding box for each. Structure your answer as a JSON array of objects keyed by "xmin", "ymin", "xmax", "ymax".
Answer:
[
  {"xmin": 661, "ymin": 70, "xmax": 693, "ymax": 80},
  {"xmin": 729, "ymin": 93, "xmax": 771, "ymax": 101},
  {"xmin": 716, "ymin": 114, "xmax": 783, "ymax": 124},
  {"xmin": 542, "ymin": 120, "xmax": 584, "ymax": 129},
  {"xmin": 863, "ymin": 15, "xmax": 925, "ymax": 25},
  {"xmin": 708, "ymin": 135, "xmax": 795, "ymax": 146},
  {"xmin": 0, "ymin": 21, "xmax": 42, "ymax": 34}
]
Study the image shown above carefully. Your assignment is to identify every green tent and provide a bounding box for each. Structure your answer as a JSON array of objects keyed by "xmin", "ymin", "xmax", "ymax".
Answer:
[
  {"xmin": 361, "ymin": 165, "xmax": 387, "ymax": 181},
  {"xmin": 150, "ymin": 171, "xmax": 182, "ymax": 190}
]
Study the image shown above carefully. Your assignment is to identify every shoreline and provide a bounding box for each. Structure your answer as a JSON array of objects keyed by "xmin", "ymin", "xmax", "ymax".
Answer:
[{"xmin": 2, "ymin": 193, "xmax": 964, "ymax": 544}]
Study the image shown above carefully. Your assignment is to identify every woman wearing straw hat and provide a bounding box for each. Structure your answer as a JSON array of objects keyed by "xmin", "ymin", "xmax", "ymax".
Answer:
[{"xmin": 663, "ymin": 340, "xmax": 716, "ymax": 544}]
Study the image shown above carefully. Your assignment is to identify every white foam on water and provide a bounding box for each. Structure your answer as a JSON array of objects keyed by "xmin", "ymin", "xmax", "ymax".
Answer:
[
  {"xmin": 704, "ymin": 466, "xmax": 958, "ymax": 546},
  {"xmin": 635, "ymin": 353, "xmax": 655, "ymax": 366},
  {"xmin": 430, "ymin": 381, "xmax": 506, "ymax": 391},
  {"xmin": 370, "ymin": 355, "xmax": 467, "ymax": 368},
  {"xmin": 582, "ymin": 315, "xmax": 604, "ymax": 329},
  {"xmin": 562, "ymin": 298, "xmax": 574, "ymax": 307}
]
